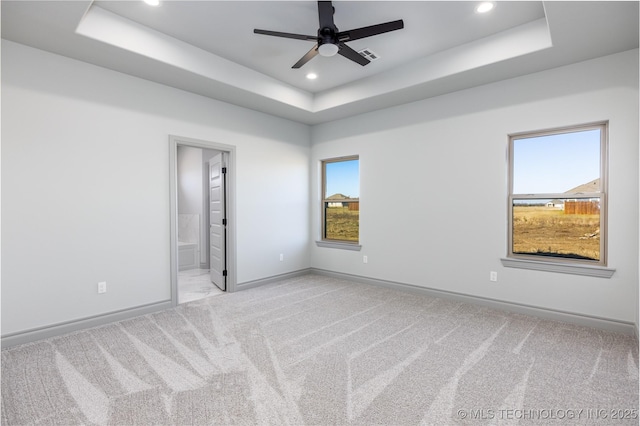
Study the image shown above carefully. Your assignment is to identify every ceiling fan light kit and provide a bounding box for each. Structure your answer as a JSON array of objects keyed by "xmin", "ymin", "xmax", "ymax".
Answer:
[
  {"xmin": 254, "ymin": 1, "xmax": 404, "ymax": 69},
  {"xmin": 318, "ymin": 43, "xmax": 339, "ymax": 57}
]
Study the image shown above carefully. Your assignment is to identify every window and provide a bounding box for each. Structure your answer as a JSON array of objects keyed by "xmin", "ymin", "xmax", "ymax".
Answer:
[
  {"xmin": 507, "ymin": 122, "xmax": 607, "ymax": 267},
  {"xmin": 321, "ymin": 156, "xmax": 359, "ymax": 245}
]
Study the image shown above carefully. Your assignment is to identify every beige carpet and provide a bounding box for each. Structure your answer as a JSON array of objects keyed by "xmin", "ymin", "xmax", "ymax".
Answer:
[{"xmin": 2, "ymin": 274, "xmax": 638, "ymax": 425}]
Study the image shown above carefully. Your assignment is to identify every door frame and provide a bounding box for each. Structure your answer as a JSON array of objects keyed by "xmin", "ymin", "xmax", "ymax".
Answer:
[{"xmin": 169, "ymin": 135, "xmax": 237, "ymax": 307}]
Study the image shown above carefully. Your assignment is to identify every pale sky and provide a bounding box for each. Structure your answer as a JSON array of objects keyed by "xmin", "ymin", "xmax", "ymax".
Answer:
[
  {"xmin": 513, "ymin": 128, "xmax": 600, "ymax": 194},
  {"xmin": 325, "ymin": 159, "xmax": 359, "ymax": 198}
]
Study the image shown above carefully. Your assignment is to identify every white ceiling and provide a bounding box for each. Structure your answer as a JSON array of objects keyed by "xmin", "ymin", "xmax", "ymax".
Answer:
[
  {"xmin": 2, "ymin": 1, "xmax": 638, "ymax": 124},
  {"xmin": 94, "ymin": 1, "xmax": 547, "ymax": 92}
]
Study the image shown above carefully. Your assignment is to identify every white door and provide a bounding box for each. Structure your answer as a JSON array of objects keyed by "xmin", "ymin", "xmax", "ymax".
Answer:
[{"xmin": 208, "ymin": 153, "xmax": 226, "ymax": 291}]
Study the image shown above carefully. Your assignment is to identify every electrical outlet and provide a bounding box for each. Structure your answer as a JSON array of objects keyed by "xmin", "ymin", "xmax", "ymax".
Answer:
[
  {"xmin": 98, "ymin": 281, "xmax": 107, "ymax": 293},
  {"xmin": 363, "ymin": 255, "xmax": 368, "ymax": 264},
  {"xmin": 279, "ymin": 253, "xmax": 284, "ymax": 261},
  {"xmin": 489, "ymin": 271, "xmax": 498, "ymax": 282}
]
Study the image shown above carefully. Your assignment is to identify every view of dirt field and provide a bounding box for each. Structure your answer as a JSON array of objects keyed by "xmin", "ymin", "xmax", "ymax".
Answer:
[
  {"xmin": 325, "ymin": 204, "xmax": 600, "ymax": 257},
  {"xmin": 512, "ymin": 206, "xmax": 600, "ymax": 260},
  {"xmin": 325, "ymin": 207, "xmax": 359, "ymax": 241}
]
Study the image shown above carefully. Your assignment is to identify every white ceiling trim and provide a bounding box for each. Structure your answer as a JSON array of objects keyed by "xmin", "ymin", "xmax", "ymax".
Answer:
[
  {"xmin": 3, "ymin": 1, "xmax": 636, "ymax": 125},
  {"xmin": 76, "ymin": 5, "xmax": 314, "ymax": 111},
  {"xmin": 76, "ymin": 4, "xmax": 551, "ymax": 116},
  {"xmin": 314, "ymin": 17, "xmax": 552, "ymax": 112}
]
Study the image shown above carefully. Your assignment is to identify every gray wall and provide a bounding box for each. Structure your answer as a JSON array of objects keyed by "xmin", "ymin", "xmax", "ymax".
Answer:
[
  {"xmin": 1, "ymin": 40, "xmax": 311, "ymax": 337},
  {"xmin": 310, "ymin": 49, "xmax": 639, "ymax": 325},
  {"xmin": 2, "ymin": 39, "xmax": 638, "ymax": 340},
  {"xmin": 177, "ymin": 145, "xmax": 204, "ymax": 217}
]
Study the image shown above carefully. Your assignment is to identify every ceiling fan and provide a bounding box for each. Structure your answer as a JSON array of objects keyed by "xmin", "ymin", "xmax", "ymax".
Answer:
[{"xmin": 254, "ymin": 1, "xmax": 404, "ymax": 69}]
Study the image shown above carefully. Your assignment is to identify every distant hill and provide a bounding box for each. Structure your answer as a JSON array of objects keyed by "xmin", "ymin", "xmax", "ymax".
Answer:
[
  {"xmin": 327, "ymin": 193, "xmax": 358, "ymax": 200},
  {"xmin": 565, "ymin": 178, "xmax": 600, "ymax": 194}
]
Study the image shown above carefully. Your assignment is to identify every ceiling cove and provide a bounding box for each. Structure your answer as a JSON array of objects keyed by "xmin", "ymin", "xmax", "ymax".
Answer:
[{"xmin": 2, "ymin": 1, "xmax": 638, "ymax": 124}]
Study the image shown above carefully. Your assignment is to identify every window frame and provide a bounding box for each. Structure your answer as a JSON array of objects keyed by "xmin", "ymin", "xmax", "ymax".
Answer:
[
  {"xmin": 319, "ymin": 155, "xmax": 361, "ymax": 249},
  {"xmin": 506, "ymin": 121, "xmax": 609, "ymax": 268}
]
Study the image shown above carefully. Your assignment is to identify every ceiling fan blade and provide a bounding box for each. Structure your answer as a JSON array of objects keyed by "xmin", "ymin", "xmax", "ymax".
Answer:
[
  {"xmin": 318, "ymin": 1, "xmax": 336, "ymax": 30},
  {"xmin": 254, "ymin": 29, "xmax": 317, "ymax": 41},
  {"xmin": 337, "ymin": 42, "xmax": 370, "ymax": 66},
  {"xmin": 292, "ymin": 44, "xmax": 319, "ymax": 69},
  {"xmin": 337, "ymin": 20, "xmax": 404, "ymax": 42}
]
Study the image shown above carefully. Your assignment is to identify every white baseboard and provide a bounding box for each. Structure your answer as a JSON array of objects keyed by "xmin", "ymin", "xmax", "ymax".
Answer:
[
  {"xmin": 4, "ymin": 268, "xmax": 634, "ymax": 348},
  {"xmin": 235, "ymin": 268, "xmax": 312, "ymax": 291},
  {"xmin": 1, "ymin": 301, "xmax": 173, "ymax": 349},
  {"xmin": 2, "ymin": 269, "xmax": 311, "ymax": 348},
  {"xmin": 310, "ymin": 268, "xmax": 637, "ymax": 336}
]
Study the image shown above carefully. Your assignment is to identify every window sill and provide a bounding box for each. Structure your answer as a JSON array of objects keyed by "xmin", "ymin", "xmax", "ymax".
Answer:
[
  {"xmin": 315, "ymin": 241, "xmax": 362, "ymax": 251},
  {"xmin": 500, "ymin": 258, "xmax": 615, "ymax": 278}
]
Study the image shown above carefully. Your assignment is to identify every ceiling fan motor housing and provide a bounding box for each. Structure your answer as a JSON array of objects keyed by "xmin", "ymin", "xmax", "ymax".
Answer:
[{"xmin": 318, "ymin": 26, "xmax": 339, "ymax": 56}]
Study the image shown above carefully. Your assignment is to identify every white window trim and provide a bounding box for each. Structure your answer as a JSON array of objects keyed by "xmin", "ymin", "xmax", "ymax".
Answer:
[
  {"xmin": 501, "ymin": 257, "xmax": 615, "ymax": 278},
  {"xmin": 315, "ymin": 240, "xmax": 362, "ymax": 251},
  {"xmin": 506, "ymin": 121, "xmax": 612, "ymax": 277},
  {"xmin": 319, "ymin": 156, "xmax": 360, "ymax": 248}
]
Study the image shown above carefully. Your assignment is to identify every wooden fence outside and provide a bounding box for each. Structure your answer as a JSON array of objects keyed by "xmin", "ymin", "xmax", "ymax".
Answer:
[
  {"xmin": 348, "ymin": 202, "xmax": 360, "ymax": 211},
  {"xmin": 564, "ymin": 200, "xmax": 599, "ymax": 215}
]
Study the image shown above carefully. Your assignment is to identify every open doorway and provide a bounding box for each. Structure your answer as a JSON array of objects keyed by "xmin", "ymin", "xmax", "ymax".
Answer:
[{"xmin": 169, "ymin": 136, "xmax": 236, "ymax": 306}]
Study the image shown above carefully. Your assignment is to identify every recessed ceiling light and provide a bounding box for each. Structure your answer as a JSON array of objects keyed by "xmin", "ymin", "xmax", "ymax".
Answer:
[
  {"xmin": 143, "ymin": 0, "xmax": 160, "ymax": 6},
  {"xmin": 476, "ymin": 2, "xmax": 495, "ymax": 14},
  {"xmin": 306, "ymin": 73, "xmax": 318, "ymax": 80}
]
